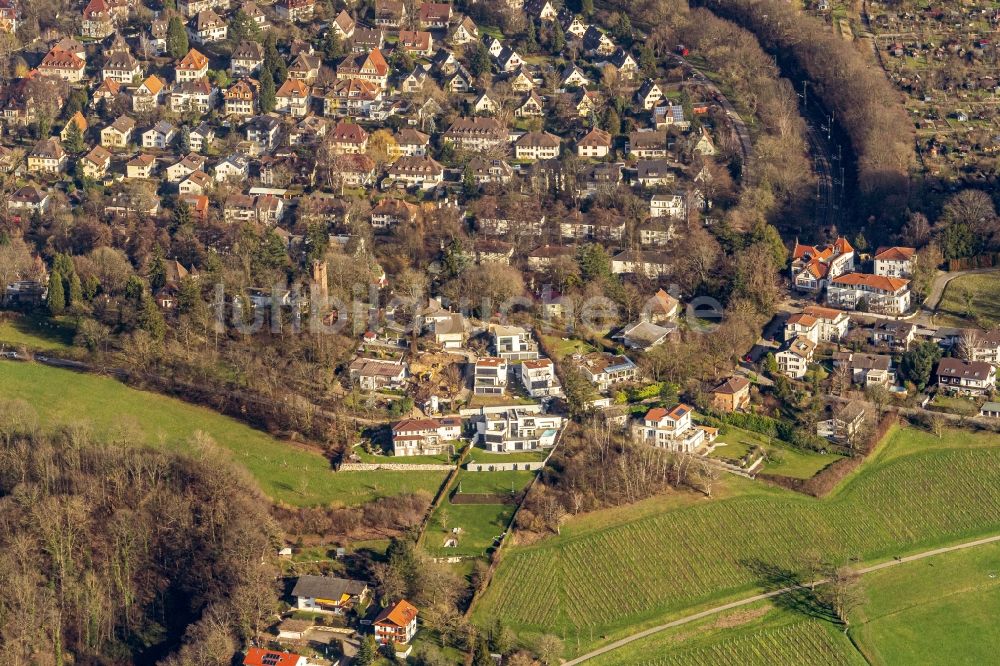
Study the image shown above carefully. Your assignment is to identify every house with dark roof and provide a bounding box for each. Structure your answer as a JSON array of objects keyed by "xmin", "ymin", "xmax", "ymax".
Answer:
[
  {"xmin": 936, "ymin": 357, "xmax": 996, "ymax": 396},
  {"xmin": 291, "ymin": 575, "xmax": 369, "ymax": 614}
]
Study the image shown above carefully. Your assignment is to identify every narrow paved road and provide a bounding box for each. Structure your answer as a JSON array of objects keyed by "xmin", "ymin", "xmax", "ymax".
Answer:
[
  {"xmin": 563, "ymin": 533, "xmax": 1000, "ymax": 665},
  {"xmin": 922, "ymin": 266, "xmax": 1000, "ymax": 313}
]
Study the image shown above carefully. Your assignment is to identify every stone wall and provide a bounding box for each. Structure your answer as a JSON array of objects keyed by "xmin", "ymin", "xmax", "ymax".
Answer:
[{"xmin": 337, "ymin": 462, "xmax": 456, "ymax": 471}]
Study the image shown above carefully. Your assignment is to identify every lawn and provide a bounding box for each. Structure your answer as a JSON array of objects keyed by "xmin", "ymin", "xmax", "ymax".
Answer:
[
  {"xmin": 763, "ymin": 445, "xmax": 842, "ymax": 479},
  {"xmin": 936, "ymin": 272, "xmax": 1000, "ymax": 327},
  {"xmin": 353, "ymin": 444, "xmax": 460, "ymax": 465},
  {"xmin": 0, "ymin": 314, "xmax": 76, "ymax": 351},
  {"xmin": 928, "ymin": 392, "xmax": 981, "ymax": 417},
  {"xmin": 472, "ymin": 425, "xmax": 1000, "ymax": 657},
  {"xmin": 539, "ymin": 334, "xmax": 596, "ymax": 360},
  {"xmin": 425, "ymin": 502, "xmax": 514, "ymax": 558},
  {"xmin": 0, "ymin": 361, "xmax": 448, "ymax": 507},
  {"xmin": 709, "ymin": 426, "xmax": 842, "ymax": 479},
  {"xmin": 423, "ymin": 471, "xmax": 535, "ymax": 558},
  {"xmin": 589, "ymin": 603, "xmax": 862, "ymax": 666},
  {"xmin": 849, "ymin": 542, "xmax": 1000, "ymax": 665},
  {"xmin": 453, "ymin": 470, "xmax": 535, "ymax": 495}
]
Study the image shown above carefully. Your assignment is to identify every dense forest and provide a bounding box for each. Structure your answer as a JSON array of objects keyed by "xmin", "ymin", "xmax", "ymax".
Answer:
[{"xmin": 0, "ymin": 399, "xmax": 280, "ymax": 665}]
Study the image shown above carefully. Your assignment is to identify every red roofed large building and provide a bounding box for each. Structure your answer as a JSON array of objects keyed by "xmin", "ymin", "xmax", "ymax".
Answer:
[
  {"xmin": 82, "ymin": 0, "xmax": 116, "ymax": 38},
  {"xmin": 391, "ymin": 417, "xmax": 461, "ymax": 456},
  {"xmin": 827, "ymin": 273, "xmax": 911, "ymax": 314},
  {"xmin": 418, "ymin": 2, "xmax": 451, "ymax": 28},
  {"xmin": 873, "ymin": 246, "xmax": 917, "ymax": 278},
  {"xmin": 790, "ymin": 237, "xmax": 855, "ymax": 292},
  {"xmin": 175, "ymin": 48, "xmax": 209, "ymax": 83},
  {"xmin": 330, "ymin": 121, "xmax": 369, "ymax": 154},
  {"xmin": 275, "ymin": 78, "xmax": 311, "ymax": 116},
  {"xmin": 242, "ymin": 647, "xmax": 307, "ymax": 666},
  {"xmin": 38, "ymin": 48, "xmax": 86, "ymax": 82},
  {"xmin": 336, "ymin": 49, "xmax": 389, "ymax": 89},
  {"xmin": 374, "ymin": 600, "xmax": 419, "ymax": 645}
]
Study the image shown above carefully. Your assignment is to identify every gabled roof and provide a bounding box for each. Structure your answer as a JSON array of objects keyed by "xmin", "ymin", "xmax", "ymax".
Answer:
[
  {"xmin": 374, "ymin": 599, "xmax": 419, "ymax": 628},
  {"xmin": 83, "ymin": 144, "xmax": 112, "ymax": 166},
  {"xmin": 66, "ymin": 111, "xmax": 88, "ymax": 132},
  {"xmin": 874, "ymin": 246, "xmax": 917, "ymax": 261},
  {"xmin": 40, "ymin": 48, "xmax": 85, "ymax": 70},
  {"xmin": 364, "ymin": 48, "xmax": 389, "ymax": 76},
  {"xmin": 94, "ymin": 78, "xmax": 121, "ymax": 96},
  {"xmin": 192, "ymin": 8, "xmax": 224, "ymax": 30},
  {"xmin": 418, "ymin": 1, "xmax": 451, "ymax": 22},
  {"xmin": 243, "ymin": 647, "xmax": 302, "ymax": 666},
  {"xmin": 578, "ymin": 127, "xmax": 612, "ymax": 147},
  {"xmin": 830, "ymin": 273, "xmax": 909, "ymax": 292},
  {"xmin": 276, "ymin": 78, "xmax": 310, "ymax": 98},
  {"xmin": 291, "ymin": 575, "xmax": 367, "ymax": 600},
  {"xmin": 937, "ymin": 357, "xmax": 994, "ymax": 381},
  {"xmin": 139, "ymin": 74, "xmax": 165, "ymax": 95},
  {"xmin": 334, "ymin": 9, "xmax": 355, "ymax": 32},
  {"xmin": 712, "ymin": 376, "xmax": 750, "ymax": 395},
  {"xmin": 177, "ymin": 48, "xmax": 209, "ymax": 70}
]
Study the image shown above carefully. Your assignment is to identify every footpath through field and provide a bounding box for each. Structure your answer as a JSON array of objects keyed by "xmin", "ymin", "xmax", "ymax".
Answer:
[{"xmin": 563, "ymin": 533, "xmax": 1000, "ymax": 664}]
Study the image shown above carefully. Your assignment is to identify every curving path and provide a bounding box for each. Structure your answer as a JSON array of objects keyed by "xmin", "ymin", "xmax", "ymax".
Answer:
[{"xmin": 563, "ymin": 533, "xmax": 1000, "ymax": 664}]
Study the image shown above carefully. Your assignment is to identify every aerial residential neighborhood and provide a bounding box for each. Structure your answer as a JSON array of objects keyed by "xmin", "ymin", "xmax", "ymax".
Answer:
[{"xmin": 1, "ymin": 0, "xmax": 1000, "ymax": 664}]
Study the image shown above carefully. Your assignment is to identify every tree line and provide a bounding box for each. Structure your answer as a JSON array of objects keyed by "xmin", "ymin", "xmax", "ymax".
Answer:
[{"xmin": 0, "ymin": 400, "xmax": 280, "ymax": 665}]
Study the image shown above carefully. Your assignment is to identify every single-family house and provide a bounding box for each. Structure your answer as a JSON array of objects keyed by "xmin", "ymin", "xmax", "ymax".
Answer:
[
  {"xmin": 710, "ymin": 376, "xmax": 751, "ymax": 413},
  {"xmin": 633, "ymin": 404, "xmax": 706, "ymax": 453},
  {"xmin": 580, "ymin": 352, "xmax": 638, "ymax": 392},
  {"xmin": 577, "ymin": 127, "xmax": 612, "ymax": 158},
  {"xmin": 936, "ymin": 357, "xmax": 996, "ymax": 396},
  {"xmin": 101, "ymin": 116, "xmax": 136, "ymax": 149},
  {"xmin": 776, "ymin": 336, "xmax": 816, "ymax": 379},
  {"xmin": 348, "ymin": 357, "xmax": 408, "ymax": 390},
  {"xmin": 392, "ymin": 417, "xmax": 461, "ymax": 456},
  {"xmin": 142, "ymin": 120, "xmax": 177, "ymax": 149},
  {"xmin": 175, "ymin": 48, "xmax": 209, "ymax": 83},
  {"xmin": 291, "ymin": 575, "xmax": 369, "ymax": 614},
  {"xmin": 374, "ymin": 600, "xmax": 418, "ymax": 646}
]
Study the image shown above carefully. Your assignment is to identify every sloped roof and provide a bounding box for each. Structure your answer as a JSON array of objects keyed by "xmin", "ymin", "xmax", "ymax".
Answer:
[{"xmin": 374, "ymin": 599, "xmax": 418, "ymax": 628}]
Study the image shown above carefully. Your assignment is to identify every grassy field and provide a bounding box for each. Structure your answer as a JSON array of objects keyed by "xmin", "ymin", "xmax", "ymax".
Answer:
[
  {"xmin": 425, "ymin": 502, "xmax": 514, "ymax": 557},
  {"xmin": 472, "ymin": 425, "xmax": 1000, "ymax": 657},
  {"xmin": 0, "ymin": 361, "xmax": 448, "ymax": 507},
  {"xmin": 589, "ymin": 540, "xmax": 1000, "ymax": 665},
  {"xmin": 936, "ymin": 273, "xmax": 1000, "ymax": 327},
  {"xmin": 0, "ymin": 315, "xmax": 76, "ymax": 351},
  {"xmin": 424, "ymin": 471, "xmax": 535, "ymax": 558},
  {"xmin": 353, "ymin": 444, "xmax": 460, "ymax": 465},
  {"xmin": 850, "ymin": 541, "xmax": 1000, "ymax": 665},
  {"xmin": 454, "ymin": 470, "xmax": 535, "ymax": 495},
  {"xmin": 589, "ymin": 603, "xmax": 862, "ymax": 666},
  {"xmin": 709, "ymin": 426, "xmax": 842, "ymax": 479}
]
